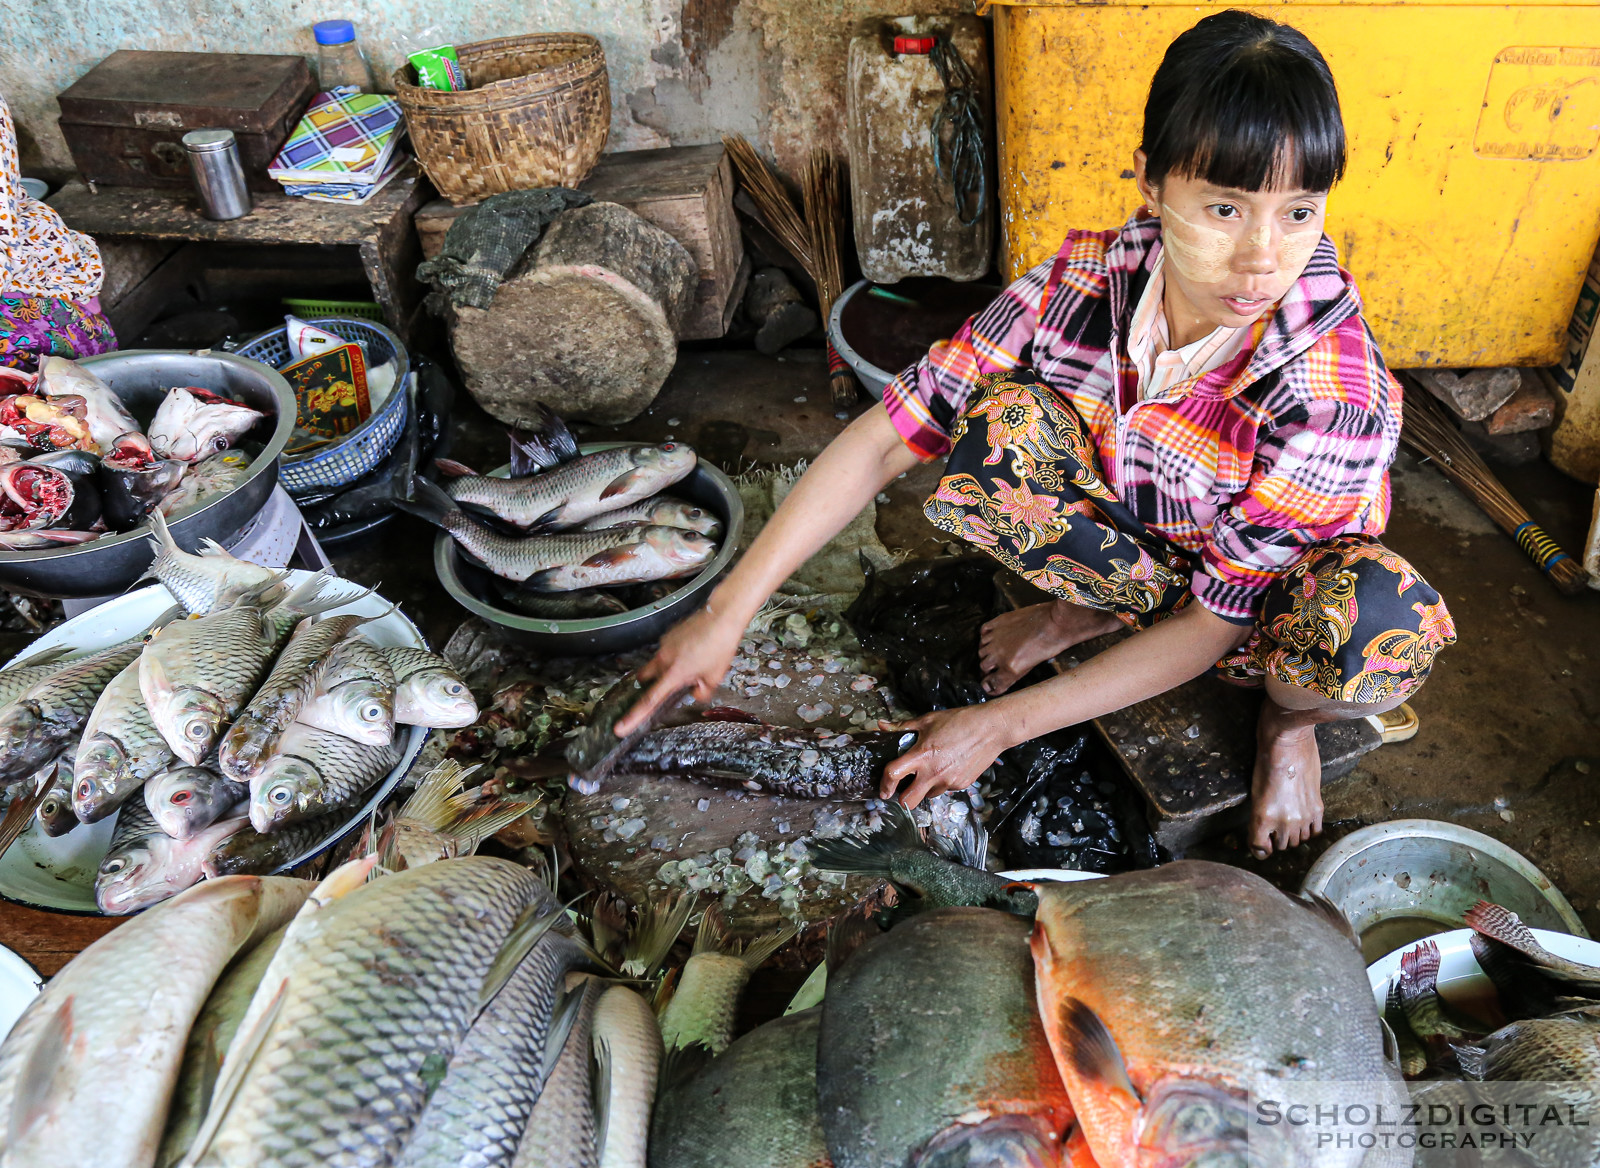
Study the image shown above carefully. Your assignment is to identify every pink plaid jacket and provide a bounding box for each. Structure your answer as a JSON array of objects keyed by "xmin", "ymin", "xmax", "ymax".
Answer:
[{"xmin": 883, "ymin": 213, "xmax": 1403, "ymax": 623}]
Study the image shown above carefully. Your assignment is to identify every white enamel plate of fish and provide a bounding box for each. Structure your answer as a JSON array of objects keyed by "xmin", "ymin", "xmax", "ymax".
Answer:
[
  {"xmin": 0, "ymin": 571, "xmax": 428, "ymax": 913},
  {"xmin": 1366, "ymin": 927, "xmax": 1600, "ymax": 1016}
]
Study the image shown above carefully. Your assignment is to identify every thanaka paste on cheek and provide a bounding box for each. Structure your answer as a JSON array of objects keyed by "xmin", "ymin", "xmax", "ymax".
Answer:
[
  {"xmin": 1276, "ymin": 227, "xmax": 1320, "ymax": 274},
  {"xmin": 1158, "ymin": 203, "xmax": 1234, "ymax": 283}
]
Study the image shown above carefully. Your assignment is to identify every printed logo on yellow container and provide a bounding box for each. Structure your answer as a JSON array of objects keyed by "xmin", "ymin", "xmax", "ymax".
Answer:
[{"xmin": 1475, "ymin": 47, "xmax": 1600, "ymax": 161}]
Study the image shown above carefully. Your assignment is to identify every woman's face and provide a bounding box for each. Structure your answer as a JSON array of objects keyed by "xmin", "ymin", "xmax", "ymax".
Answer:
[{"xmin": 1134, "ymin": 151, "xmax": 1327, "ymax": 332}]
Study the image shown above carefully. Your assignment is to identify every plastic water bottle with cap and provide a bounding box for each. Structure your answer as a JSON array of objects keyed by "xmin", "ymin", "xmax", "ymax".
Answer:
[{"xmin": 314, "ymin": 20, "xmax": 376, "ymax": 91}]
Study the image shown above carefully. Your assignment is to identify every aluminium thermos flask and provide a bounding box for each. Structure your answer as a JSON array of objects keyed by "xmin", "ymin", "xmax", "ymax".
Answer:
[{"xmin": 182, "ymin": 129, "xmax": 252, "ymax": 220}]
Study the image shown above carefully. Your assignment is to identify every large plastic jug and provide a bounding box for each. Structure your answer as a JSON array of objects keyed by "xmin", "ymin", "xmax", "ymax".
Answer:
[{"xmin": 846, "ymin": 15, "xmax": 993, "ymax": 284}]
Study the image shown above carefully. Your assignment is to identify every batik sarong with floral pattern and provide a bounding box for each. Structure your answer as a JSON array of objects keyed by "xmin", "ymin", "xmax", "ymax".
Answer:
[{"xmin": 927, "ymin": 369, "xmax": 1456, "ymax": 702}]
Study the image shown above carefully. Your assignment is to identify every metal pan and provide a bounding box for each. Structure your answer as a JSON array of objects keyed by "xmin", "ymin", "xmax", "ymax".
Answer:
[
  {"xmin": 0, "ymin": 349, "xmax": 295, "ymax": 598},
  {"xmin": 434, "ymin": 446, "xmax": 744, "ymax": 655}
]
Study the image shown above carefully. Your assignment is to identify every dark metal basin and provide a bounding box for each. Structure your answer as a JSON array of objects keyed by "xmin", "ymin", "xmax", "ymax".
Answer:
[
  {"xmin": 434, "ymin": 446, "xmax": 744, "ymax": 655},
  {"xmin": 0, "ymin": 350, "xmax": 294, "ymax": 598}
]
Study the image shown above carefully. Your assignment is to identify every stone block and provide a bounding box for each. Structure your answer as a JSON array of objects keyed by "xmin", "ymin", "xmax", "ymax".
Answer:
[
  {"xmin": 1413, "ymin": 366, "xmax": 1522, "ymax": 421},
  {"xmin": 1484, "ymin": 373, "xmax": 1556, "ymax": 435}
]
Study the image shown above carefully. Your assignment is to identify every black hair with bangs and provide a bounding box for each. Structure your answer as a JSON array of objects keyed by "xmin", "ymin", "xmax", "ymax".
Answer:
[{"xmin": 1142, "ymin": 11, "xmax": 1345, "ymax": 194}]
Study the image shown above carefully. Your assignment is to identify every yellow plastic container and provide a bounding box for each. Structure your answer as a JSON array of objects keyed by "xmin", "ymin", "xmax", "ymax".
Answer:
[{"xmin": 990, "ymin": 1, "xmax": 1600, "ymax": 368}]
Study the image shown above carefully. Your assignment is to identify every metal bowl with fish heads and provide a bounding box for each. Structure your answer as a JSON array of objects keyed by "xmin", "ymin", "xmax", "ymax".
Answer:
[
  {"xmin": 433, "ymin": 444, "xmax": 744, "ymax": 655},
  {"xmin": 0, "ymin": 350, "xmax": 294, "ymax": 598}
]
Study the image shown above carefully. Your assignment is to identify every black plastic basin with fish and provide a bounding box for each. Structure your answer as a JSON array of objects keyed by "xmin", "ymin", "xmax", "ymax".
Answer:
[
  {"xmin": 0, "ymin": 351, "xmax": 294, "ymax": 598},
  {"xmin": 432, "ymin": 443, "xmax": 744, "ymax": 655}
]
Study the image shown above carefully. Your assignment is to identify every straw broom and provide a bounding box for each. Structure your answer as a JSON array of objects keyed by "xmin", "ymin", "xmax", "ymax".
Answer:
[
  {"xmin": 1399, "ymin": 373, "xmax": 1590, "ymax": 594},
  {"xmin": 723, "ymin": 136, "xmax": 859, "ymax": 407}
]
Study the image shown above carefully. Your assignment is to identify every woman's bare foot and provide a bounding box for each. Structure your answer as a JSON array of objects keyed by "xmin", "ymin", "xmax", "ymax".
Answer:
[
  {"xmin": 978, "ymin": 600, "xmax": 1121, "ymax": 695},
  {"xmin": 1248, "ymin": 701, "xmax": 1325, "ymax": 858}
]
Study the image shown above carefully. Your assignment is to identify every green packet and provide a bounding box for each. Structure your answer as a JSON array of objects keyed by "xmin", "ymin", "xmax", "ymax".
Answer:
[{"xmin": 410, "ymin": 45, "xmax": 464, "ymax": 91}]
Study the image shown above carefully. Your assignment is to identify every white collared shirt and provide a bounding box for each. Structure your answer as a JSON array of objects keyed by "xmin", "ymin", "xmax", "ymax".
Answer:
[{"xmin": 1126, "ymin": 251, "xmax": 1251, "ymax": 400}]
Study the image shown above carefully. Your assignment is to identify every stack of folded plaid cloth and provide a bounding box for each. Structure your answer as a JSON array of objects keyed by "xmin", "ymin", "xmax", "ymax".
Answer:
[{"xmin": 268, "ymin": 86, "xmax": 408, "ymax": 205}]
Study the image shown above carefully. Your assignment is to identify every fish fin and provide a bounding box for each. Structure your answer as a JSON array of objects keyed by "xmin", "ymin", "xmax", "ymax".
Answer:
[
  {"xmin": 1057, "ymin": 996, "xmax": 1141, "ymax": 1103},
  {"xmin": 269, "ymin": 570, "xmax": 366, "ymax": 624},
  {"xmin": 394, "ymin": 476, "xmax": 461, "ymax": 528},
  {"xmin": 519, "ymin": 568, "xmax": 561, "ymax": 592},
  {"xmin": 737, "ymin": 922, "xmax": 797, "ymax": 970},
  {"xmin": 825, "ymin": 910, "xmax": 879, "ymax": 974},
  {"xmin": 1297, "ymin": 891, "xmax": 1360, "ymax": 949},
  {"xmin": 592, "ymin": 993, "xmax": 619, "ymax": 1164},
  {"xmin": 142, "ymin": 508, "xmax": 179, "ymax": 571},
  {"xmin": 1379, "ymin": 1016, "xmax": 1400, "ymax": 1068},
  {"xmin": 1398, "ymin": 941, "xmax": 1443, "ymax": 1012},
  {"xmin": 4, "ymin": 644, "xmax": 71, "ymax": 670},
  {"xmin": 178, "ymin": 979, "xmax": 288, "ymax": 1168},
  {"xmin": 509, "ymin": 404, "xmax": 579, "ymax": 474},
  {"xmin": 393, "ymin": 759, "xmax": 477, "ymax": 831},
  {"xmin": 194, "ymin": 1023, "xmax": 222, "ymax": 1119},
  {"xmin": 655, "ymin": 1043, "xmax": 711, "ymax": 1100},
  {"xmin": 140, "ymin": 650, "xmax": 176, "ymax": 709},
  {"xmin": 197, "ymin": 538, "xmax": 234, "ymax": 559},
  {"xmin": 9, "ymin": 996, "xmax": 74, "ymax": 1144},
  {"xmin": 451, "ymin": 798, "xmax": 534, "ymax": 854},
  {"xmin": 478, "ymin": 901, "xmax": 564, "ymax": 1012},
  {"xmin": 784, "ymin": 960, "xmax": 827, "ymax": 1015},
  {"xmin": 620, "ymin": 891, "xmax": 693, "ymax": 979},
  {"xmin": 541, "ymin": 983, "xmax": 586, "ymax": 1084},
  {"xmin": 599, "ymin": 467, "xmax": 650, "ymax": 501},
  {"xmin": 691, "ymin": 902, "xmax": 729, "ymax": 957},
  {"xmin": 807, "ymin": 798, "xmax": 928, "ymax": 878},
  {"xmin": 577, "ymin": 546, "xmax": 642, "ymax": 570},
  {"xmin": 1454, "ymin": 1042, "xmax": 1487, "ymax": 1080},
  {"xmin": 432, "ymin": 458, "xmax": 479, "ymax": 478},
  {"xmin": 305, "ymin": 855, "xmax": 381, "ymax": 912},
  {"xmin": 1463, "ymin": 901, "xmax": 1547, "ymax": 959}
]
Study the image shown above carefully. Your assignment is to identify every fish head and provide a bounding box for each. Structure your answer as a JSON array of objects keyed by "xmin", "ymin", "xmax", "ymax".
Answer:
[
  {"xmin": 0, "ymin": 703, "xmax": 40, "ymax": 754},
  {"xmin": 654, "ymin": 500, "xmax": 723, "ymax": 538},
  {"xmin": 0, "ymin": 462, "xmax": 73, "ymax": 527},
  {"xmin": 1137, "ymin": 1080, "xmax": 1294, "ymax": 1168},
  {"xmin": 251, "ymin": 762, "xmax": 322, "ymax": 832},
  {"xmin": 36, "ymin": 785, "xmax": 77, "ymax": 836},
  {"xmin": 95, "ymin": 837, "xmax": 182, "ymax": 915},
  {"xmin": 913, "ymin": 1114, "xmax": 1067, "ymax": 1168},
  {"xmin": 147, "ymin": 683, "xmax": 227, "ymax": 765},
  {"xmin": 147, "ymin": 767, "xmax": 222, "ymax": 838},
  {"xmin": 72, "ymin": 738, "xmax": 131, "ymax": 822},
  {"xmin": 635, "ymin": 442, "xmax": 698, "ymax": 477},
  {"xmin": 395, "ymin": 669, "xmax": 479, "ymax": 729},
  {"xmin": 318, "ymin": 680, "xmax": 396, "ymax": 745},
  {"xmin": 644, "ymin": 526, "xmax": 718, "ymax": 571}
]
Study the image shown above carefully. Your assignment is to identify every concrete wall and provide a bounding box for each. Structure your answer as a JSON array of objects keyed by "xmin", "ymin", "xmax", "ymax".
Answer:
[{"xmin": 2, "ymin": 0, "xmax": 967, "ymax": 181}]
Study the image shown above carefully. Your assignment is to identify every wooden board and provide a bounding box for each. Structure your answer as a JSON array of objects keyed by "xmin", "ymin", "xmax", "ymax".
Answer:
[
  {"xmin": 996, "ymin": 574, "xmax": 1381, "ymax": 853},
  {"xmin": 415, "ymin": 144, "xmax": 743, "ymax": 340},
  {"xmin": 0, "ymin": 899, "xmax": 123, "ymax": 978}
]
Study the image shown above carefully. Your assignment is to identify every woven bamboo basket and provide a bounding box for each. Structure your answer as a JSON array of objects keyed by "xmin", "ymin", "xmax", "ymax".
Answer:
[{"xmin": 393, "ymin": 33, "xmax": 610, "ymax": 206}]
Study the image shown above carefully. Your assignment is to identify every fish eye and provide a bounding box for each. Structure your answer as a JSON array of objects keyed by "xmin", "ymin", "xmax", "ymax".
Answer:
[
  {"xmin": 171, "ymin": 790, "xmax": 191, "ymax": 805},
  {"xmin": 103, "ymin": 858, "xmax": 126, "ymax": 874},
  {"xmin": 268, "ymin": 786, "xmax": 292, "ymax": 805},
  {"xmin": 661, "ymin": 442, "xmax": 676, "ymax": 451},
  {"xmin": 361, "ymin": 703, "xmax": 384, "ymax": 721},
  {"xmin": 75, "ymin": 780, "xmax": 92, "ymax": 799},
  {"xmin": 186, "ymin": 722, "xmax": 209, "ymax": 739},
  {"xmin": 445, "ymin": 683, "xmax": 466, "ymax": 696}
]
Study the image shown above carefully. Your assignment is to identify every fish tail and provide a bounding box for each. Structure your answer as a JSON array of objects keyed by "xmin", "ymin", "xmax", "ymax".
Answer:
[
  {"xmin": 395, "ymin": 759, "xmax": 478, "ymax": 831},
  {"xmin": 1464, "ymin": 901, "xmax": 1546, "ymax": 957},
  {"xmin": 508, "ymin": 403, "xmax": 579, "ymax": 474},
  {"xmin": 1453, "ymin": 1042, "xmax": 1487, "ymax": 1080},
  {"xmin": 1398, "ymin": 940, "xmax": 1443, "ymax": 1011},
  {"xmin": 807, "ymin": 799, "xmax": 928, "ymax": 878},
  {"xmin": 620, "ymin": 891, "xmax": 694, "ymax": 979},
  {"xmin": 394, "ymin": 475, "xmax": 460, "ymax": 529},
  {"xmin": 142, "ymin": 508, "xmax": 180, "ymax": 574}
]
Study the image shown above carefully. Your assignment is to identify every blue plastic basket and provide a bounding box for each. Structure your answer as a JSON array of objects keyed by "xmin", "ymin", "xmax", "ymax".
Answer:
[{"xmin": 234, "ymin": 317, "xmax": 410, "ymax": 492}]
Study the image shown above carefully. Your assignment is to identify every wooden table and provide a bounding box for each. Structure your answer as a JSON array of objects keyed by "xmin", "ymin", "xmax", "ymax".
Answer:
[
  {"xmin": 49, "ymin": 167, "xmax": 429, "ymax": 341},
  {"xmin": 0, "ymin": 899, "xmax": 122, "ymax": 979}
]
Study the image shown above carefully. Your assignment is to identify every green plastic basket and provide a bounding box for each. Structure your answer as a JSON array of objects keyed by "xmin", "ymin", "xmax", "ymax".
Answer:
[{"xmin": 281, "ymin": 298, "xmax": 385, "ymax": 323}]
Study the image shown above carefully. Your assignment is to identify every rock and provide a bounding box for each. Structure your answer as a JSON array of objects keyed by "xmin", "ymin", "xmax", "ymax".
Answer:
[
  {"xmin": 448, "ymin": 201, "xmax": 697, "ymax": 427},
  {"xmin": 745, "ymin": 267, "xmax": 818, "ymax": 356},
  {"xmin": 1413, "ymin": 367, "xmax": 1522, "ymax": 422},
  {"xmin": 1459, "ymin": 419, "xmax": 1542, "ymax": 466},
  {"xmin": 1484, "ymin": 372, "xmax": 1555, "ymax": 435}
]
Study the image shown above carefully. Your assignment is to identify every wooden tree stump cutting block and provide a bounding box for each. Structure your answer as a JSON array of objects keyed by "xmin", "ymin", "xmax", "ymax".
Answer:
[{"xmin": 450, "ymin": 201, "xmax": 697, "ymax": 427}]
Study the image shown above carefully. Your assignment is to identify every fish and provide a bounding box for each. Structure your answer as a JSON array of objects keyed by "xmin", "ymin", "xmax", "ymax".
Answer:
[
  {"xmin": 576, "ymin": 496, "xmax": 723, "ymax": 538},
  {"xmin": 380, "ymin": 645, "xmax": 479, "ymax": 728},
  {"xmin": 142, "ymin": 576, "xmax": 343, "ymax": 765},
  {"xmin": 1465, "ymin": 900, "xmax": 1600, "ymax": 996},
  {"xmin": 507, "ymin": 402, "xmax": 580, "ymax": 476},
  {"xmin": 1396, "ymin": 940, "xmax": 1482, "ymax": 1067},
  {"xmin": 27, "ymin": 448, "xmax": 102, "ymax": 527},
  {"xmin": 817, "ymin": 907, "xmax": 1075, "ymax": 1168},
  {"xmin": 158, "ymin": 450, "xmax": 252, "ymax": 518},
  {"xmin": 564, "ymin": 673, "xmax": 689, "ymax": 786},
  {"xmin": 1029, "ymin": 862, "xmax": 1399, "ymax": 1168},
  {"xmin": 611, "ymin": 722, "xmax": 915, "ymax": 801},
  {"xmin": 403, "ymin": 478, "xmax": 717, "ymax": 588},
  {"xmin": 593, "ymin": 985, "xmax": 664, "ymax": 1168},
  {"xmin": 145, "ymin": 764, "xmax": 249, "ymax": 840},
  {"xmin": 1456, "ymin": 1006, "xmax": 1600, "ymax": 1080},
  {"xmin": 0, "ymin": 644, "xmax": 74, "ymax": 708},
  {"xmin": 296, "ymin": 635, "xmax": 395, "ymax": 745},
  {"xmin": 490, "ymin": 580, "xmax": 631, "ymax": 619},
  {"xmin": 94, "ymin": 796, "xmax": 249, "ymax": 914},
  {"xmin": 35, "ymin": 758, "xmax": 78, "ymax": 837},
  {"xmin": 72, "ymin": 655, "xmax": 178, "ymax": 822},
  {"xmin": 393, "ymin": 926, "xmax": 590, "ymax": 1168},
  {"xmin": 248, "ymin": 721, "xmax": 402, "ymax": 832},
  {"xmin": 185, "ymin": 857, "xmax": 550, "ymax": 1168},
  {"xmin": 0, "ymin": 636, "xmax": 149, "ymax": 788},
  {"xmin": 0, "ymin": 529, "xmax": 98, "ymax": 549},
  {"xmin": 437, "ymin": 442, "xmax": 697, "ymax": 531},
  {"xmin": 658, "ymin": 909, "xmax": 795, "ymax": 1059},
  {"xmin": 155, "ymin": 925, "xmax": 290, "ymax": 1168},
  {"xmin": 808, "ymin": 799, "xmax": 1041, "ymax": 918},
  {"xmin": 201, "ymin": 812, "xmax": 347, "ymax": 878},
  {"xmin": 378, "ymin": 759, "xmax": 531, "ymax": 872},
  {"xmin": 650, "ymin": 1009, "xmax": 830, "ymax": 1168},
  {"xmin": 0, "ymin": 873, "xmax": 309, "ymax": 1167},
  {"xmin": 148, "ymin": 385, "xmax": 265, "ymax": 462},
  {"xmin": 144, "ymin": 509, "xmax": 284, "ymax": 616},
  {"xmin": 0, "ymin": 460, "xmax": 86, "ymax": 530},
  {"xmin": 218, "ymin": 613, "xmax": 368, "ymax": 779},
  {"xmin": 514, "ymin": 975, "xmax": 605, "ymax": 1168},
  {"xmin": 101, "ymin": 433, "xmax": 187, "ymax": 530},
  {"xmin": 35, "ymin": 355, "xmax": 142, "ymax": 451}
]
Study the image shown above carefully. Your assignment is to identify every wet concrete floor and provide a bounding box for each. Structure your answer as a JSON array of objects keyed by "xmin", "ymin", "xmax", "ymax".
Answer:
[{"xmin": 338, "ymin": 347, "xmax": 1600, "ymax": 929}]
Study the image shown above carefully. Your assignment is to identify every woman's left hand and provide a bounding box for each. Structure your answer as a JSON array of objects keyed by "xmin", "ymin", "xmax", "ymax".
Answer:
[{"xmin": 878, "ymin": 704, "xmax": 1017, "ymax": 808}]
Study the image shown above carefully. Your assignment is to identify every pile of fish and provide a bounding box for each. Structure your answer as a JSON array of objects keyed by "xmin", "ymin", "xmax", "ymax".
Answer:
[
  {"xmin": 0, "ymin": 518, "xmax": 479, "ymax": 914},
  {"xmin": 0, "ymin": 357, "xmax": 265, "ymax": 550},
  {"xmin": 0, "ymin": 855, "xmax": 670, "ymax": 1168},
  {"xmin": 401, "ymin": 404, "xmax": 724, "ymax": 618}
]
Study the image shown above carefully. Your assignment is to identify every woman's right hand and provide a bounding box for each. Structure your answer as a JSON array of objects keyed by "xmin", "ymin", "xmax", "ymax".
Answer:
[{"xmin": 614, "ymin": 603, "xmax": 745, "ymax": 737}]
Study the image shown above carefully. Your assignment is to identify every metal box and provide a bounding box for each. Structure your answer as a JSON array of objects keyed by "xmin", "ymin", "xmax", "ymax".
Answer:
[{"xmin": 57, "ymin": 50, "xmax": 315, "ymax": 192}]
